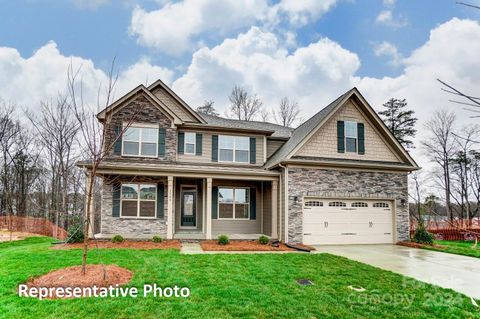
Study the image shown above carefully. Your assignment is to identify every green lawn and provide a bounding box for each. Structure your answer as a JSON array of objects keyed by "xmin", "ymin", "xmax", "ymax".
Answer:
[
  {"xmin": 424, "ymin": 240, "xmax": 480, "ymax": 259},
  {"xmin": 0, "ymin": 237, "xmax": 478, "ymax": 319}
]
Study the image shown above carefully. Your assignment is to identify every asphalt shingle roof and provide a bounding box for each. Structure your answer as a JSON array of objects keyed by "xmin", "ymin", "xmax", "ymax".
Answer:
[
  {"xmin": 264, "ymin": 88, "xmax": 355, "ymax": 168},
  {"xmin": 198, "ymin": 113, "xmax": 294, "ymax": 138}
]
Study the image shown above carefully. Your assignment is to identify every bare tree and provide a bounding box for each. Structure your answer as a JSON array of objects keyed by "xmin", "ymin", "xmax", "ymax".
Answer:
[
  {"xmin": 421, "ymin": 110, "xmax": 456, "ymax": 222},
  {"xmin": 273, "ymin": 97, "xmax": 301, "ymax": 127},
  {"xmin": 438, "ymin": 79, "xmax": 480, "ymax": 118},
  {"xmin": 260, "ymin": 109, "xmax": 271, "ymax": 122},
  {"xmin": 227, "ymin": 85, "xmax": 263, "ymax": 121},
  {"xmin": 196, "ymin": 100, "xmax": 219, "ymax": 116}
]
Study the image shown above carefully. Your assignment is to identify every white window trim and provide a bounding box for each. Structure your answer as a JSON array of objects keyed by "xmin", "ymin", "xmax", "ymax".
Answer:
[
  {"xmin": 344, "ymin": 120, "xmax": 358, "ymax": 153},
  {"xmin": 121, "ymin": 123, "xmax": 159, "ymax": 158},
  {"xmin": 218, "ymin": 135, "xmax": 250, "ymax": 164},
  {"xmin": 184, "ymin": 132, "xmax": 196, "ymax": 156},
  {"xmin": 217, "ymin": 187, "xmax": 250, "ymax": 220},
  {"xmin": 120, "ymin": 183, "xmax": 157, "ymax": 219}
]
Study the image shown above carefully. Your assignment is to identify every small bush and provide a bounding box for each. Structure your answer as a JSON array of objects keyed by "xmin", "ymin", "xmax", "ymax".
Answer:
[
  {"xmin": 217, "ymin": 234, "xmax": 229, "ymax": 245},
  {"xmin": 413, "ymin": 226, "xmax": 434, "ymax": 245},
  {"xmin": 152, "ymin": 236, "xmax": 163, "ymax": 243},
  {"xmin": 258, "ymin": 235, "xmax": 269, "ymax": 245},
  {"xmin": 66, "ymin": 223, "xmax": 84, "ymax": 244},
  {"xmin": 111, "ymin": 235, "xmax": 124, "ymax": 243}
]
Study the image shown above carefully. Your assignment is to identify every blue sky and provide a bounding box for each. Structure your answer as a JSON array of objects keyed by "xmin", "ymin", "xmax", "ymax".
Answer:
[{"xmin": 1, "ymin": 0, "xmax": 477, "ymax": 79}]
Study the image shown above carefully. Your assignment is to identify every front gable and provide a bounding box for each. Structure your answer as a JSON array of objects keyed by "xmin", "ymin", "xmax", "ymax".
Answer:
[{"xmin": 295, "ymin": 98, "xmax": 401, "ymax": 163}]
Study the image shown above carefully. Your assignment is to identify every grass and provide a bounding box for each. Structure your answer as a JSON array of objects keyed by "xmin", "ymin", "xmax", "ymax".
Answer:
[
  {"xmin": 0, "ymin": 237, "xmax": 478, "ymax": 319},
  {"xmin": 423, "ymin": 240, "xmax": 480, "ymax": 259}
]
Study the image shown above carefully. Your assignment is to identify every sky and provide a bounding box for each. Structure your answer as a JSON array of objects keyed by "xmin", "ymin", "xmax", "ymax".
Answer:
[{"xmin": 0, "ymin": 0, "xmax": 480, "ymax": 184}]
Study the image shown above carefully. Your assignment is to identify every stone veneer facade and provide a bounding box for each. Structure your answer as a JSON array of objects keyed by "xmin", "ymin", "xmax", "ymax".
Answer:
[
  {"xmin": 287, "ymin": 167, "xmax": 409, "ymax": 243},
  {"xmin": 100, "ymin": 176, "xmax": 168, "ymax": 238}
]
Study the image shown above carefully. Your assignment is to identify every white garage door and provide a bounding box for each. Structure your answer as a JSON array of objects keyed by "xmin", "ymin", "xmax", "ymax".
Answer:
[{"xmin": 303, "ymin": 198, "xmax": 394, "ymax": 245}]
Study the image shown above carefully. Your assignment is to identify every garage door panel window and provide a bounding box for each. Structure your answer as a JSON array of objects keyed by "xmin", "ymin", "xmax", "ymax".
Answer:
[
  {"xmin": 121, "ymin": 183, "xmax": 157, "ymax": 218},
  {"xmin": 329, "ymin": 201, "xmax": 346, "ymax": 207},
  {"xmin": 351, "ymin": 202, "xmax": 368, "ymax": 207},
  {"xmin": 373, "ymin": 202, "xmax": 389, "ymax": 208},
  {"xmin": 305, "ymin": 201, "xmax": 323, "ymax": 207},
  {"xmin": 218, "ymin": 187, "xmax": 249, "ymax": 219}
]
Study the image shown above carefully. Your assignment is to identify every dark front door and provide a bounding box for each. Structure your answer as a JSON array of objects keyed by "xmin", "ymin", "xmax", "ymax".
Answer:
[{"xmin": 181, "ymin": 191, "xmax": 196, "ymax": 227}]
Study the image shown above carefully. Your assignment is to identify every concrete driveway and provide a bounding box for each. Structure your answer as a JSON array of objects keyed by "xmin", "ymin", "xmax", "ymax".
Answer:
[{"xmin": 313, "ymin": 244, "xmax": 480, "ymax": 299}]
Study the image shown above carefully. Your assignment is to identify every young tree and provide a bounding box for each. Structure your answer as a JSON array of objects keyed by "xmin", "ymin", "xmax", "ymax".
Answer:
[
  {"xmin": 196, "ymin": 100, "xmax": 219, "ymax": 116},
  {"xmin": 421, "ymin": 110, "xmax": 456, "ymax": 222},
  {"xmin": 379, "ymin": 98, "xmax": 418, "ymax": 149},
  {"xmin": 273, "ymin": 97, "xmax": 301, "ymax": 127},
  {"xmin": 227, "ymin": 85, "xmax": 263, "ymax": 121}
]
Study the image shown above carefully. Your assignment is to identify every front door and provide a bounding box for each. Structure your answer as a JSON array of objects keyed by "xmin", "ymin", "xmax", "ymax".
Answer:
[{"xmin": 181, "ymin": 190, "xmax": 196, "ymax": 227}]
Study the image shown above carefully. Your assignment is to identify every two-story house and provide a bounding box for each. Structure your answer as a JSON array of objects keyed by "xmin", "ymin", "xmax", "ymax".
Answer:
[{"xmin": 78, "ymin": 79, "xmax": 419, "ymax": 245}]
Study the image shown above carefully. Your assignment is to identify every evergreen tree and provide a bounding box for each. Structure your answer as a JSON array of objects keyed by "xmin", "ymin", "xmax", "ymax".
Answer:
[
  {"xmin": 196, "ymin": 100, "xmax": 219, "ymax": 116},
  {"xmin": 379, "ymin": 98, "xmax": 418, "ymax": 149}
]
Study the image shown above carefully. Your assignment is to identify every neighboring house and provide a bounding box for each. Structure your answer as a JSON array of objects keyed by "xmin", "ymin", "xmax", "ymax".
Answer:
[{"xmin": 78, "ymin": 80, "xmax": 419, "ymax": 245}]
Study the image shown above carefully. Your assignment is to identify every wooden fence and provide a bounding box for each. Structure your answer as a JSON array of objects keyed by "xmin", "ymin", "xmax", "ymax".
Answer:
[
  {"xmin": 0, "ymin": 216, "xmax": 67, "ymax": 240},
  {"xmin": 410, "ymin": 220, "xmax": 480, "ymax": 241}
]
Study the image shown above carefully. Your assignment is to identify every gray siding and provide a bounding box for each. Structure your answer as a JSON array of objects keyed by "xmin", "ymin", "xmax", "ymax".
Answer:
[{"xmin": 267, "ymin": 139, "xmax": 286, "ymax": 159}]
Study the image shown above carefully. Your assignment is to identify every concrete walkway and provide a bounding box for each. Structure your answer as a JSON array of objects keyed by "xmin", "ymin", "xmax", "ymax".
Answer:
[{"xmin": 313, "ymin": 244, "xmax": 480, "ymax": 299}]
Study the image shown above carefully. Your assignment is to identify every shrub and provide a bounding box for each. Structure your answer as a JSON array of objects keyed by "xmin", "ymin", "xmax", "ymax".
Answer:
[
  {"xmin": 66, "ymin": 223, "xmax": 84, "ymax": 244},
  {"xmin": 413, "ymin": 226, "xmax": 434, "ymax": 245},
  {"xmin": 152, "ymin": 236, "xmax": 163, "ymax": 243},
  {"xmin": 258, "ymin": 235, "xmax": 269, "ymax": 245},
  {"xmin": 111, "ymin": 235, "xmax": 124, "ymax": 243},
  {"xmin": 217, "ymin": 234, "xmax": 229, "ymax": 245}
]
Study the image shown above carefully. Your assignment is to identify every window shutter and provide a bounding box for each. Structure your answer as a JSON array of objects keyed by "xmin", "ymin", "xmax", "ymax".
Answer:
[
  {"xmin": 212, "ymin": 186, "xmax": 218, "ymax": 219},
  {"xmin": 112, "ymin": 183, "xmax": 121, "ymax": 217},
  {"xmin": 178, "ymin": 132, "xmax": 185, "ymax": 154},
  {"xmin": 113, "ymin": 126, "xmax": 122, "ymax": 155},
  {"xmin": 357, "ymin": 123, "xmax": 365, "ymax": 155},
  {"xmin": 157, "ymin": 183, "xmax": 164, "ymax": 219},
  {"xmin": 212, "ymin": 135, "xmax": 218, "ymax": 162},
  {"xmin": 158, "ymin": 128, "xmax": 166, "ymax": 158},
  {"xmin": 337, "ymin": 121, "xmax": 345, "ymax": 153},
  {"xmin": 196, "ymin": 133, "xmax": 202, "ymax": 156},
  {"xmin": 249, "ymin": 137, "xmax": 256, "ymax": 164},
  {"xmin": 250, "ymin": 188, "xmax": 256, "ymax": 220}
]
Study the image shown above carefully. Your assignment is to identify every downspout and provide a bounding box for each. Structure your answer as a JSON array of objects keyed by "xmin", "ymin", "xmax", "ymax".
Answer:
[{"xmin": 279, "ymin": 163, "xmax": 288, "ymax": 243}]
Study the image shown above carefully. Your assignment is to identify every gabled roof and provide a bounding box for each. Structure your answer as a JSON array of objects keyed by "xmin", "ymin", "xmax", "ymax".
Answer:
[
  {"xmin": 265, "ymin": 87, "xmax": 419, "ymax": 170},
  {"xmin": 96, "ymin": 85, "xmax": 183, "ymax": 124},
  {"xmin": 198, "ymin": 113, "xmax": 293, "ymax": 138},
  {"xmin": 148, "ymin": 79, "xmax": 206, "ymax": 124}
]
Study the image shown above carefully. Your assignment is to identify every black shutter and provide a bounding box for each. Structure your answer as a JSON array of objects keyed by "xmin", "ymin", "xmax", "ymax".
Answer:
[
  {"xmin": 158, "ymin": 128, "xmax": 166, "ymax": 158},
  {"xmin": 212, "ymin": 135, "xmax": 218, "ymax": 162},
  {"xmin": 113, "ymin": 126, "xmax": 122, "ymax": 155},
  {"xmin": 212, "ymin": 186, "xmax": 218, "ymax": 219},
  {"xmin": 250, "ymin": 188, "xmax": 256, "ymax": 220},
  {"xmin": 157, "ymin": 183, "xmax": 164, "ymax": 218},
  {"xmin": 337, "ymin": 121, "xmax": 345, "ymax": 153},
  {"xmin": 196, "ymin": 133, "xmax": 202, "ymax": 156},
  {"xmin": 249, "ymin": 137, "xmax": 256, "ymax": 164},
  {"xmin": 178, "ymin": 132, "xmax": 185, "ymax": 154},
  {"xmin": 112, "ymin": 183, "xmax": 121, "ymax": 217},
  {"xmin": 357, "ymin": 123, "xmax": 365, "ymax": 155}
]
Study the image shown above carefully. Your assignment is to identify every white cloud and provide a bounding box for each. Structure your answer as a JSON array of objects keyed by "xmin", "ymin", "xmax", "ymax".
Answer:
[
  {"xmin": 172, "ymin": 26, "xmax": 359, "ymax": 113},
  {"xmin": 129, "ymin": 0, "xmax": 338, "ymax": 56},
  {"xmin": 0, "ymin": 42, "xmax": 173, "ymax": 112},
  {"xmin": 383, "ymin": 0, "xmax": 396, "ymax": 6},
  {"xmin": 373, "ymin": 41, "xmax": 403, "ymax": 66},
  {"xmin": 376, "ymin": 10, "xmax": 407, "ymax": 28},
  {"xmin": 71, "ymin": 0, "xmax": 110, "ymax": 10}
]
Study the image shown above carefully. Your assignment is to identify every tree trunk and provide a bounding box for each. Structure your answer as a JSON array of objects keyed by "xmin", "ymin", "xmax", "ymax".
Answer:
[{"xmin": 82, "ymin": 170, "xmax": 94, "ymax": 275}]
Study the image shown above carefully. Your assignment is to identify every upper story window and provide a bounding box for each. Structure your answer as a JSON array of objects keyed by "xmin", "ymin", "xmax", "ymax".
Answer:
[
  {"xmin": 184, "ymin": 132, "xmax": 196, "ymax": 155},
  {"xmin": 123, "ymin": 125, "xmax": 158, "ymax": 157},
  {"xmin": 219, "ymin": 135, "xmax": 249, "ymax": 163},
  {"xmin": 345, "ymin": 121, "xmax": 357, "ymax": 153}
]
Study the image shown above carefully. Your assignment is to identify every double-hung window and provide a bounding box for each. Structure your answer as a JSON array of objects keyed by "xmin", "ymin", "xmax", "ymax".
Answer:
[
  {"xmin": 218, "ymin": 187, "xmax": 250, "ymax": 219},
  {"xmin": 120, "ymin": 183, "xmax": 156, "ymax": 218},
  {"xmin": 123, "ymin": 125, "xmax": 158, "ymax": 157},
  {"xmin": 219, "ymin": 135, "xmax": 249, "ymax": 163},
  {"xmin": 344, "ymin": 121, "xmax": 357, "ymax": 153},
  {"xmin": 184, "ymin": 132, "xmax": 196, "ymax": 155}
]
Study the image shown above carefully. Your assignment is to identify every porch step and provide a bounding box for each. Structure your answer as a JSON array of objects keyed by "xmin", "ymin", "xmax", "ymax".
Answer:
[{"xmin": 174, "ymin": 232, "xmax": 206, "ymax": 240}]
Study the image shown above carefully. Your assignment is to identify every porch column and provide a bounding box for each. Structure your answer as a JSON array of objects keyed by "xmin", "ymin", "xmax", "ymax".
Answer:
[
  {"xmin": 206, "ymin": 177, "xmax": 212, "ymax": 239},
  {"xmin": 271, "ymin": 180, "xmax": 278, "ymax": 239},
  {"xmin": 167, "ymin": 176, "xmax": 174, "ymax": 239}
]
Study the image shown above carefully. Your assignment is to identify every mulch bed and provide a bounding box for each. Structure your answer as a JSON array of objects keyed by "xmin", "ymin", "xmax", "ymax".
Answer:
[
  {"xmin": 397, "ymin": 241, "xmax": 446, "ymax": 250},
  {"xmin": 200, "ymin": 240, "xmax": 314, "ymax": 251},
  {"xmin": 51, "ymin": 240, "xmax": 181, "ymax": 250},
  {"xmin": 23, "ymin": 264, "xmax": 133, "ymax": 299}
]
